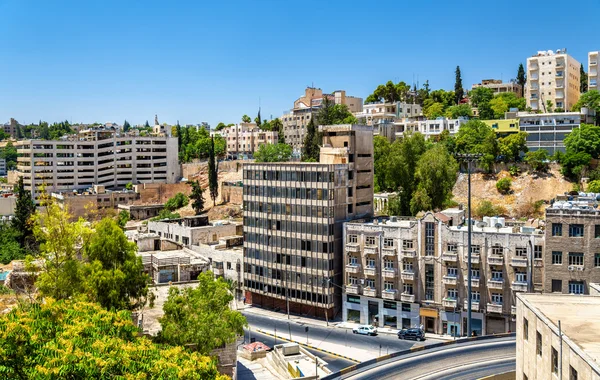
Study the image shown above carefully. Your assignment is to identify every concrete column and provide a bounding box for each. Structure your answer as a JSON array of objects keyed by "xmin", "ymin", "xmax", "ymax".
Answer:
[{"xmin": 360, "ymin": 297, "xmax": 368, "ymax": 325}]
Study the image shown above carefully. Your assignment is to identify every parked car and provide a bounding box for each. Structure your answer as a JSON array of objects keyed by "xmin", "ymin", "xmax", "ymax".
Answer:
[
  {"xmin": 397, "ymin": 328, "xmax": 425, "ymax": 341},
  {"xmin": 352, "ymin": 325, "xmax": 378, "ymax": 336}
]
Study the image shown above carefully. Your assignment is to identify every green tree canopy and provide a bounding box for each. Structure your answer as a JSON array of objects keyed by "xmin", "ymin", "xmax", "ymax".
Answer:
[
  {"xmin": 524, "ymin": 149, "xmax": 549, "ymax": 172},
  {"xmin": 158, "ymin": 271, "xmax": 247, "ymax": 355},
  {"xmin": 564, "ymin": 123, "xmax": 600, "ymax": 158},
  {"xmin": 164, "ymin": 192, "xmax": 189, "ymax": 212},
  {"xmin": 517, "ymin": 63, "xmax": 526, "ymax": 97},
  {"xmin": 241, "ymin": 115, "xmax": 251, "ymax": 123},
  {"xmin": 572, "ymin": 90, "xmax": 600, "ymax": 125},
  {"xmin": 13, "ymin": 176, "xmax": 36, "ymax": 249},
  {"xmin": 215, "ymin": 122, "xmax": 227, "ymax": 131},
  {"xmin": 301, "ymin": 117, "xmax": 321, "ymax": 162},
  {"xmin": 208, "ymin": 136, "xmax": 219, "ymax": 206},
  {"xmin": 455, "ymin": 120, "xmax": 499, "ymax": 171},
  {"xmin": 373, "ymin": 136, "xmax": 391, "ymax": 192},
  {"xmin": 469, "ymin": 87, "xmax": 494, "ymax": 107},
  {"xmin": 0, "ymin": 141, "xmax": 18, "ymax": 170},
  {"xmin": 254, "ymin": 143, "xmax": 292, "ymax": 162},
  {"xmin": 454, "ymin": 66, "xmax": 464, "ymax": 104},
  {"xmin": 423, "ymin": 102, "xmax": 444, "ymax": 119},
  {"xmin": 498, "ymin": 131, "xmax": 528, "ymax": 162},
  {"xmin": 445, "ymin": 104, "xmax": 472, "ymax": 119}
]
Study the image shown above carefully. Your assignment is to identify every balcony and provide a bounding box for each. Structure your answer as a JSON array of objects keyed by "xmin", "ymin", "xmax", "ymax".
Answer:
[
  {"xmin": 488, "ymin": 255, "xmax": 504, "ymax": 266},
  {"xmin": 442, "ymin": 252, "xmax": 458, "ymax": 263},
  {"xmin": 529, "ymin": 63, "xmax": 539, "ymax": 70},
  {"xmin": 487, "ymin": 279, "xmax": 504, "ymax": 290},
  {"xmin": 487, "ymin": 303, "xmax": 503, "ymax": 314},
  {"xmin": 346, "ymin": 284, "xmax": 359, "ymax": 295},
  {"xmin": 555, "ymin": 92, "xmax": 565, "ymax": 99},
  {"xmin": 512, "ymin": 281, "xmax": 528, "ymax": 292},
  {"xmin": 401, "ymin": 270, "xmax": 415, "ymax": 281},
  {"xmin": 402, "ymin": 249, "xmax": 417, "ymax": 258},
  {"xmin": 213, "ymin": 268, "xmax": 224, "ymax": 276},
  {"xmin": 442, "ymin": 275, "xmax": 458, "ymax": 286},
  {"xmin": 346, "ymin": 243, "xmax": 360, "ymax": 253},
  {"xmin": 556, "ymin": 72, "xmax": 564, "ymax": 78},
  {"xmin": 510, "ymin": 257, "xmax": 528, "ymax": 268},
  {"xmin": 511, "ymin": 306, "xmax": 517, "ymax": 315},
  {"xmin": 530, "ymin": 85, "xmax": 539, "ymax": 91},
  {"xmin": 400, "ymin": 293, "xmax": 415, "ymax": 303},
  {"xmin": 364, "ymin": 245, "xmax": 378, "ymax": 255},
  {"xmin": 442, "ymin": 298, "xmax": 458, "ymax": 308},
  {"xmin": 556, "ymin": 61, "xmax": 565, "ymax": 68},
  {"xmin": 364, "ymin": 266, "xmax": 376, "ymax": 277},
  {"xmin": 470, "ymin": 278, "xmax": 480, "ymax": 288},
  {"xmin": 363, "ymin": 288, "xmax": 377, "ymax": 297},
  {"xmin": 555, "ymin": 82, "xmax": 564, "ymax": 89},
  {"xmin": 382, "ymin": 268, "xmax": 397, "ymax": 279},
  {"xmin": 464, "ymin": 254, "xmax": 480, "ymax": 264},
  {"xmin": 464, "ymin": 299, "xmax": 480, "ymax": 311},
  {"xmin": 382, "ymin": 247, "xmax": 397, "ymax": 256},
  {"xmin": 591, "ymin": 60, "xmax": 598, "ymax": 66},
  {"xmin": 530, "ymin": 95, "xmax": 539, "ymax": 100},
  {"xmin": 382, "ymin": 290, "xmax": 397, "ymax": 300},
  {"xmin": 345, "ymin": 264, "xmax": 361, "ymax": 274}
]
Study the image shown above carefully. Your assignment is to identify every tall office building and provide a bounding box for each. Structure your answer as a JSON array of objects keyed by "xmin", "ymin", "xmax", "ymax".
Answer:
[
  {"xmin": 242, "ymin": 124, "xmax": 373, "ymax": 318},
  {"xmin": 525, "ymin": 49, "xmax": 580, "ymax": 112}
]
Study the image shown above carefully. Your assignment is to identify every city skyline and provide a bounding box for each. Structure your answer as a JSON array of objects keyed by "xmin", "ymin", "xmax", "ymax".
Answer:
[{"xmin": 1, "ymin": 0, "xmax": 599, "ymax": 127}]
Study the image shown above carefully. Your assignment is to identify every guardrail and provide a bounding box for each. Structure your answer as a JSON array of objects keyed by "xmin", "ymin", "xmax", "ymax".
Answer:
[{"xmin": 321, "ymin": 332, "xmax": 515, "ymax": 380}]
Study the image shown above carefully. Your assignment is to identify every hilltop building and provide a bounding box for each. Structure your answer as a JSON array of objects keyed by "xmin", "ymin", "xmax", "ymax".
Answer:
[{"xmin": 472, "ymin": 79, "xmax": 522, "ymax": 97}]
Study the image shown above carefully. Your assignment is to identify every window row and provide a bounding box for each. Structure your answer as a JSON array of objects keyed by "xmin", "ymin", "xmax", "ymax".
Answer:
[
  {"xmin": 244, "ymin": 169, "xmax": 334, "ymax": 183},
  {"xmin": 245, "ymin": 233, "xmax": 334, "ymax": 253},
  {"xmin": 246, "ymin": 249, "xmax": 335, "ymax": 268},
  {"xmin": 244, "ymin": 279, "xmax": 331, "ymax": 305},
  {"xmin": 244, "ymin": 186, "xmax": 333, "ymax": 200},
  {"xmin": 245, "ymin": 201, "xmax": 334, "ymax": 218}
]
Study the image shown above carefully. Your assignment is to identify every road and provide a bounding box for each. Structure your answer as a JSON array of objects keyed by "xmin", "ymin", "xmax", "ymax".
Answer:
[{"xmin": 327, "ymin": 336, "xmax": 515, "ymax": 380}]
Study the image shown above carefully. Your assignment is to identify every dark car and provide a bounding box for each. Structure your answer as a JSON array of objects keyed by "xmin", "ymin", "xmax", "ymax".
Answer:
[{"xmin": 397, "ymin": 328, "xmax": 425, "ymax": 341}]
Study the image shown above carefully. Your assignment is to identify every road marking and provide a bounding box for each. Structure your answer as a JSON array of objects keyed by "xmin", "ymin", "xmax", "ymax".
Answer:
[{"xmin": 410, "ymin": 355, "xmax": 515, "ymax": 380}]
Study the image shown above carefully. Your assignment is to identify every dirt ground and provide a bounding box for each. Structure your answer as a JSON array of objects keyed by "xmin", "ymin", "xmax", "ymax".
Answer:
[{"xmin": 452, "ymin": 164, "xmax": 573, "ymax": 218}]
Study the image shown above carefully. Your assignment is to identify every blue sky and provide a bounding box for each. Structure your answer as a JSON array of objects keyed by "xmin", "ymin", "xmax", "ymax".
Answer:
[{"xmin": 1, "ymin": 0, "xmax": 598, "ymax": 127}]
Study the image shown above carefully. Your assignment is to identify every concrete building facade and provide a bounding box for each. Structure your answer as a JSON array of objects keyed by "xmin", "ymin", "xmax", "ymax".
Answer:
[
  {"xmin": 516, "ymin": 293, "xmax": 600, "ymax": 380},
  {"xmin": 342, "ymin": 212, "xmax": 545, "ymax": 336},
  {"xmin": 472, "ymin": 79, "xmax": 523, "ymax": 97},
  {"xmin": 2, "ymin": 118, "xmax": 20, "ymax": 139},
  {"xmin": 220, "ymin": 122, "xmax": 278, "ymax": 159},
  {"xmin": 148, "ymin": 216, "xmax": 242, "ymax": 247},
  {"xmin": 51, "ymin": 185, "xmax": 139, "ymax": 219},
  {"xmin": 14, "ymin": 128, "xmax": 179, "ymax": 201},
  {"xmin": 242, "ymin": 124, "xmax": 374, "ymax": 318},
  {"xmin": 526, "ymin": 49, "xmax": 581, "ymax": 112},
  {"xmin": 0, "ymin": 158, "xmax": 6, "ymax": 176},
  {"xmin": 354, "ymin": 102, "xmax": 423, "ymax": 127},
  {"xmin": 589, "ymin": 51, "xmax": 598, "ymax": 91},
  {"xmin": 518, "ymin": 111, "xmax": 594, "ymax": 154}
]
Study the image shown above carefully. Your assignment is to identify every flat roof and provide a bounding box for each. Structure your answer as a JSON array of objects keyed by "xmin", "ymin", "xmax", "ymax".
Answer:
[{"xmin": 519, "ymin": 294, "xmax": 600, "ymax": 368}]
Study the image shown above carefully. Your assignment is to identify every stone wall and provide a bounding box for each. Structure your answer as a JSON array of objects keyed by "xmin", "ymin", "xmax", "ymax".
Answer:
[
  {"xmin": 135, "ymin": 183, "xmax": 191, "ymax": 204},
  {"xmin": 221, "ymin": 182, "xmax": 243, "ymax": 204},
  {"xmin": 210, "ymin": 339, "xmax": 242, "ymax": 379}
]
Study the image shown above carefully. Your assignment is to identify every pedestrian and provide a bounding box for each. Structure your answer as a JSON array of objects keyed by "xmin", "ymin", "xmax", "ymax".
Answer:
[{"xmin": 419, "ymin": 324, "xmax": 424, "ymax": 331}]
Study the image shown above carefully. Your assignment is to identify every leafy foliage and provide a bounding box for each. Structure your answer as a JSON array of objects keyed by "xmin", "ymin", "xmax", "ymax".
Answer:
[
  {"xmin": 454, "ymin": 66, "xmax": 464, "ymax": 104},
  {"xmin": 241, "ymin": 115, "xmax": 251, "ymax": 123},
  {"xmin": 498, "ymin": 131, "xmax": 528, "ymax": 162},
  {"xmin": 0, "ymin": 299, "xmax": 226, "ymax": 379},
  {"xmin": 13, "ymin": 176, "xmax": 36, "ymax": 248},
  {"xmin": 445, "ymin": 104, "xmax": 472, "ymax": 119},
  {"xmin": 496, "ymin": 177, "xmax": 512, "ymax": 194},
  {"xmin": 158, "ymin": 271, "xmax": 247, "ymax": 355},
  {"xmin": 524, "ymin": 149, "xmax": 549, "ymax": 172},
  {"xmin": 474, "ymin": 200, "xmax": 505, "ymax": 218},
  {"xmin": 301, "ymin": 117, "xmax": 321, "ymax": 162},
  {"xmin": 164, "ymin": 192, "xmax": 189, "ymax": 212},
  {"xmin": 179, "ymin": 127, "xmax": 226, "ymax": 163},
  {"xmin": 254, "ymin": 143, "xmax": 292, "ymax": 162},
  {"xmin": 0, "ymin": 224, "xmax": 24, "ymax": 265},
  {"xmin": 0, "ymin": 141, "xmax": 17, "ymax": 170},
  {"xmin": 455, "ymin": 120, "xmax": 498, "ymax": 171},
  {"xmin": 188, "ymin": 180, "xmax": 205, "ymax": 215},
  {"xmin": 116, "ymin": 210, "xmax": 130, "ymax": 228},
  {"xmin": 587, "ymin": 180, "xmax": 600, "ymax": 193},
  {"xmin": 517, "ymin": 63, "xmax": 526, "ymax": 97}
]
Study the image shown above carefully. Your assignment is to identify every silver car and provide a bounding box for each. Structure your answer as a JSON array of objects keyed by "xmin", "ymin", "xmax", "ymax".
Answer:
[{"xmin": 352, "ymin": 325, "xmax": 378, "ymax": 336}]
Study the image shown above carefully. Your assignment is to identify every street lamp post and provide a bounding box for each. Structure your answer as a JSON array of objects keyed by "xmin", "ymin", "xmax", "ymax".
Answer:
[{"xmin": 455, "ymin": 153, "xmax": 482, "ymax": 337}]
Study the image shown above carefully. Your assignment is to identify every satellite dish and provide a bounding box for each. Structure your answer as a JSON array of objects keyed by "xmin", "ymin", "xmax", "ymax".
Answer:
[
  {"xmin": 495, "ymin": 223, "xmax": 503, "ymax": 229},
  {"xmin": 476, "ymin": 222, "xmax": 486, "ymax": 228}
]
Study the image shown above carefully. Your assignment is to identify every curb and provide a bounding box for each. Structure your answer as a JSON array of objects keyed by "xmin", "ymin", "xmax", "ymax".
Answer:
[{"xmin": 255, "ymin": 328, "xmax": 360, "ymax": 363}]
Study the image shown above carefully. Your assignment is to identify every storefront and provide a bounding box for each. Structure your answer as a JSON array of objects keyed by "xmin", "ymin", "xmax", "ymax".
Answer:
[
  {"xmin": 382, "ymin": 301, "xmax": 397, "ymax": 327},
  {"xmin": 419, "ymin": 307, "xmax": 438, "ymax": 333},
  {"xmin": 343, "ymin": 294, "xmax": 362, "ymax": 323},
  {"xmin": 461, "ymin": 312, "xmax": 484, "ymax": 336},
  {"xmin": 400, "ymin": 302, "xmax": 420, "ymax": 329},
  {"xmin": 441, "ymin": 311, "xmax": 461, "ymax": 337}
]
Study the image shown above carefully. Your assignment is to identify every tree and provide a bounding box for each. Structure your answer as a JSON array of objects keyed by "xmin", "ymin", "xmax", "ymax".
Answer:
[
  {"xmin": 0, "ymin": 299, "xmax": 226, "ymax": 379},
  {"xmin": 581, "ymin": 64, "xmax": 588, "ymax": 93},
  {"xmin": 125, "ymin": 181, "xmax": 133, "ymax": 190},
  {"xmin": 208, "ymin": 136, "xmax": 219, "ymax": 207},
  {"xmin": 561, "ymin": 151, "xmax": 592, "ymax": 180},
  {"xmin": 82, "ymin": 218, "xmax": 150, "ymax": 311},
  {"xmin": 301, "ymin": 117, "xmax": 320, "ymax": 162},
  {"xmin": 469, "ymin": 87, "xmax": 494, "ymax": 107},
  {"xmin": 564, "ymin": 123, "xmax": 600, "ymax": 158},
  {"xmin": 410, "ymin": 144, "xmax": 458, "ymax": 214},
  {"xmin": 158, "ymin": 271, "xmax": 247, "ymax": 355},
  {"xmin": 256, "ymin": 108, "xmax": 262, "ymax": 126},
  {"xmin": 123, "ymin": 120, "xmax": 131, "ymax": 132},
  {"xmin": 144, "ymin": 120, "xmax": 150, "ymax": 128},
  {"xmin": 517, "ymin": 63, "xmax": 526, "ymax": 97},
  {"xmin": 498, "ymin": 131, "xmax": 528, "ymax": 162},
  {"xmin": 189, "ymin": 180, "xmax": 205, "ymax": 215},
  {"xmin": 242, "ymin": 115, "xmax": 251, "ymax": 123},
  {"xmin": 117, "ymin": 210, "xmax": 130, "ymax": 228},
  {"xmin": 524, "ymin": 149, "xmax": 549, "ymax": 172},
  {"xmin": 445, "ymin": 104, "xmax": 472, "ymax": 119},
  {"xmin": 316, "ymin": 96, "xmax": 357, "ymax": 125},
  {"xmin": 164, "ymin": 192, "xmax": 189, "ymax": 211},
  {"xmin": 0, "ymin": 224, "xmax": 24, "ymax": 265},
  {"xmin": 455, "ymin": 120, "xmax": 499, "ymax": 171},
  {"xmin": 254, "ymin": 143, "xmax": 292, "ymax": 162},
  {"xmin": 176, "ymin": 122, "xmax": 182, "ymax": 152},
  {"xmin": 454, "ymin": 66, "xmax": 464, "ymax": 104},
  {"xmin": 572, "ymin": 90, "xmax": 600, "ymax": 125},
  {"xmin": 0, "ymin": 141, "xmax": 17, "ymax": 170},
  {"xmin": 474, "ymin": 200, "xmax": 504, "ymax": 217},
  {"xmin": 271, "ymin": 118, "xmax": 285, "ymax": 143},
  {"xmin": 373, "ymin": 136, "xmax": 390, "ymax": 192},
  {"xmin": 423, "ymin": 102, "xmax": 444, "ymax": 119},
  {"xmin": 489, "ymin": 96, "xmax": 509, "ymax": 119},
  {"xmin": 12, "ymin": 176, "xmax": 36, "ymax": 248},
  {"xmin": 545, "ymin": 100, "xmax": 554, "ymax": 113},
  {"xmin": 587, "ymin": 180, "xmax": 600, "ymax": 193},
  {"xmin": 496, "ymin": 177, "xmax": 512, "ymax": 194},
  {"xmin": 215, "ymin": 122, "xmax": 227, "ymax": 131}
]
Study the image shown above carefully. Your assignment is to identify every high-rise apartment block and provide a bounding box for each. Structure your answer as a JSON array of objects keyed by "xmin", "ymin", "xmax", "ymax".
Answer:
[
  {"xmin": 242, "ymin": 124, "xmax": 373, "ymax": 318},
  {"xmin": 589, "ymin": 51, "xmax": 598, "ymax": 91},
  {"xmin": 14, "ymin": 128, "xmax": 179, "ymax": 201},
  {"xmin": 526, "ymin": 49, "xmax": 580, "ymax": 112},
  {"xmin": 342, "ymin": 212, "xmax": 544, "ymax": 336}
]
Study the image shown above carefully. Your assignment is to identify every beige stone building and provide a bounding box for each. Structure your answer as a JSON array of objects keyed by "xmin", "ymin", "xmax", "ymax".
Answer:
[
  {"xmin": 516, "ymin": 293, "xmax": 600, "ymax": 380},
  {"xmin": 14, "ymin": 127, "xmax": 179, "ymax": 202},
  {"xmin": 242, "ymin": 124, "xmax": 373, "ymax": 318},
  {"xmin": 472, "ymin": 79, "xmax": 523, "ymax": 97},
  {"xmin": 51, "ymin": 184, "xmax": 139, "ymax": 219},
  {"xmin": 342, "ymin": 212, "xmax": 545, "ymax": 336},
  {"xmin": 589, "ymin": 51, "xmax": 598, "ymax": 91},
  {"xmin": 526, "ymin": 49, "xmax": 581, "ymax": 112},
  {"xmin": 220, "ymin": 122, "xmax": 278, "ymax": 159},
  {"xmin": 147, "ymin": 215, "xmax": 242, "ymax": 247},
  {"xmin": 543, "ymin": 199, "xmax": 600, "ymax": 295}
]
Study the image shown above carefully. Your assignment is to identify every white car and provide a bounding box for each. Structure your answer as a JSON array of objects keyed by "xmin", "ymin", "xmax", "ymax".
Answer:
[{"xmin": 352, "ymin": 325, "xmax": 378, "ymax": 336}]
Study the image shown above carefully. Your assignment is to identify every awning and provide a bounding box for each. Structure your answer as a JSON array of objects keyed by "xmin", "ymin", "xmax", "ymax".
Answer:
[{"xmin": 419, "ymin": 308, "xmax": 438, "ymax": 318}]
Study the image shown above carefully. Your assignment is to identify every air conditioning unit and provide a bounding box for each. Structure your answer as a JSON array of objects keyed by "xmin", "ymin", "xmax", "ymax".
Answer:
[
  {"xmin": 568, "ymin": 265, "xmax": 575, "ymax": 271},
  {"xmin": 577, "ymin": 266, "xmax": 584, "ymax": 271}
]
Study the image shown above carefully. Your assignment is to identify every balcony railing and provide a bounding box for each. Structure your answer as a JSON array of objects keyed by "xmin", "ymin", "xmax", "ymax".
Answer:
[
  {"xmin": 510, "ymin": 257, "xmax": 528, "ymax": 268},
  {"xmin": 511, "ymin": 281, "xmax": 528, "ymax": 292},
  {"xmin": 442, "ymin": 253, "xmax": 458, "ymax": 262},
  {"xmin": 382, "ymin": 290, "xmax": 397, "ymax": 300},
  {"xmin": 346, "ymin": 243, "xmax": 360, "ymax": 253},
  {"xmin": 464, "ymin": 254, "xmax": 480, "ymax": 264},
  {"xmin": 382, "ymin": 247, "xmax": 397, "ymax": 256},
  {"xmin": 401, "ymin": 270, "xmax": 415, "ymax": 281},
  {"xmin": 470, "ymin": 278, "xmax": 480, "ymax": 288},
  {"xmin": 402, "ymin": 249, "xmax": 417, "ymax": 258},
  {"xmin": 487, "ymin": 279, "xmax": 504, "ymax": 290},
  {"xmin": 488, "ymin": 255, "xmax": 504, "ymax": 266},
  {"xmin": 364, "ymin": 266, "xmax": 376, "ymax": 277},
  {"xmin": 400, "ymin": 293, "xmax": 415, "ymax": 303},
  {"xmin": 442, "ymin": 275, "xmax": 458, "ymax": 285},
  {"xmin": 443, "ymin": 298, "xmax": 458, "ymax": 308},
  {"xmin": 464, "ymin": 299, "xmax": 480, "ymax": 311},
  {"xmin": 346, "ymin": 284, "xmax": 360, "ymax": 295},
  {"xmin": 382, "ymin": 268, "xmax": 396, "ymax": 279},
  {"xmin": 345, "ymin": 264, "xmax": 361, "ymax": 274},
  {"xmin": 364, "ymin": 245, "xmax": 378, "ymax": 255},
  {"xmin": 363, "ymin": 288, "xmax": 376, "ymax": 297},
  {"xmin": 487, "ymin": 303, "xmax": 503, "ymax": 314}
]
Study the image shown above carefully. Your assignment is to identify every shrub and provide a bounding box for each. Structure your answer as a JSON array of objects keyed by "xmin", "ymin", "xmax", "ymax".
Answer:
[
  {"xmin": 496, "ymin": 178, "xmax": 512, "ymax": 194},
  {"xmin": 587, "ymin": 180, "xmax": 600, "ymax": 193},
  {"xmin": 509, "ymin": 165, "xmax": 520, "ymax": 177},
  {"xmin": 474, "ymin": 200, "xmax": 505, "ymax": 218},
  {"xmin": 164, "ymin": 192, "xmax": 189, "ymax": 212}
]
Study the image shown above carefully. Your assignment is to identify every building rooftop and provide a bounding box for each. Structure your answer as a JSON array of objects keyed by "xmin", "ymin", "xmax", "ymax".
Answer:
[{"xmin": 518, "ymin": 293, "xmax": 600, "ymax": 369}]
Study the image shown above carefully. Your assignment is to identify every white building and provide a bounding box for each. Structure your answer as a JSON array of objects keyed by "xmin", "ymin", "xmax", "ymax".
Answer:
[
  {"xmin": 416, "ymin": 117, "xmax": 468, "ymax": 139},
  {"xmin": 589, "ymin": 51, "xmax": 598, "ymax": 91},
  {"xmin": 525, "ymin": 49, "xmax": 581, "ymax": 112},
  {"xmin": 219, "ymin": 122, "xmax": 278, "ymax": 159},
  {"xmin": 354, "ymin": 102, "xmax": 423, "ymax": 126}
]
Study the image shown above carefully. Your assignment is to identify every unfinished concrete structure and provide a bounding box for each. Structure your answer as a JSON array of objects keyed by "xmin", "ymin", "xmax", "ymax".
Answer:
[
  {"xmin": 147, "ymin": 216, "xmax": 242, "ymax": 246},
  {"xmin": 139, "ymin": 248, "xmax": 209, "ymax": 284},
  {"xmin": 51, "ymin": 185, "xmax": 139, "ymax": 219}
]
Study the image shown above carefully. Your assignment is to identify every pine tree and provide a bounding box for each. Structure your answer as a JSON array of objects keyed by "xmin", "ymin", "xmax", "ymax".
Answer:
[
  {"xmin": 188, "ymin": 180, "xmax": 205, "ymax": 215},
  {"xmin": 517, "ymin": 63, "xmax": 526, "ymax": 97},
  {"xmin": 580, "ymin": 64, "xmax": 588, "ymax": 93},
  {"xmin": 301, "ymin": 117, "xmax": 320, "ymax": 161},
  {"xmin": 454, "ymin": 66, "xmax": 464, "ymax": 104},
  {"xmin": 208, "ymin": 136, "xmax": 219, "ymax": 207},
  {"xmin": 123, "ymin": 120, "xmax": 131, "ymax": 132},
  {"xmin": 12, "ymin": 176, "xmax": 35, "ymax": 248},
  {"xmin": 175, "ymin": 122, "xmax": 182, "ymax": 152},
  {"xmin": 256, "ymin": 108, "xmax": 262, "ymax": 126},
  {"xmin": 144, "ymin": 120, "xmax": 150, "ymax": 128}
]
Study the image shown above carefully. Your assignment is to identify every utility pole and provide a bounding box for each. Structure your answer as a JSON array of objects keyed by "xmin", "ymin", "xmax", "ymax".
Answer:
[{"xmin": 455, "ymin": 153, "xmax": 482, "ymax": 337}]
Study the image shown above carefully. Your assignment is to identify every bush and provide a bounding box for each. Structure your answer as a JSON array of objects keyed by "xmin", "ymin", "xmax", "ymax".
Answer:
[
  {"xmin": 509, "ymin": 165, "xmax": 520, "ymax": 177},
  {"xmin": 474, "ymin": 200, "xmax": 505, "ymax": 218},
  {"xmin": 524, "ymin": 150, "xmax": 549, "ymax": 172},
  {"xmin": 496, "ymin": 178, "xmax": 512, "ymax": 194},
  {"xmin": 588, "ymin": 180, "xmax": 600, "ymax": 193},
  {"xmin": 164, "ymin": 192, "xmax": 189, "ymax": 212}
]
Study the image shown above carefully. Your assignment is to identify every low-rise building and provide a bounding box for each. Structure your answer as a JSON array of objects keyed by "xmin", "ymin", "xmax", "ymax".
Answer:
[
  {"xmin": 220, "ymin": 122, "xmax": 278, "ymax": 160},
  {"xmin": 2, "ymin": 118, "xmax": 20, "ymax": 139},
  {"xmin": 0, "ymin": 158, "xmax": 6, "ymax": 176},
  {"xmin": 139, "ymin": 248, "xmax": 209, "ymax": 284},
  {"xmin": 516, "ymin": 293, "xmax": 600, "ymax": 380},
  {"xmin": 482, "ymin": 119, "xmax": 520, "ymax": 137},
  {"xmin": 342, "ymin": 212, "xmax": 544, "ymax": 336},
  {"xmin": 0, "ymin": 196, "xmax": 16, "ymax": 216},
  {"xmin": 416, "ymin": 117, "xmax": 469, "ymax": 139},
  {"xmin": 51, "ymin": 185, "xmax": 139, "ymax": 219},
  {"xmin": 354, "ymin": 102, "xmax": 423, "ymax": 127},
  {"xmin": 118, "ymin": 203, "xmax": 164, "ymax": 220},
  {"xmin": 148, "ymin": 216, "xmax": 242, "ymax": 246},
  {"xmin": 472, "ymin": 79, "xmax": 522, "ymax": 97}
]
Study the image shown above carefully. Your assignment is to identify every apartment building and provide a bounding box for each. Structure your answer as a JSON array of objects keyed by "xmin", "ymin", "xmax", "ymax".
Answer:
[
  {"xmin": 148, "ymin": 216, "xmax": 243, "ymax": 247},
  {"xmin": 516, "ymin": 293, "xmax": 600, "ymax": 380},
  {"xmin": 354, "ymin": 102, "xmax": 423, "ymax": 127},
  {"xmin": 2, "ymin": 118, "xmax": 20, "ymax": 139},
  {"xmin": 51, "ymin": 185, "xmax": 139, "ymax": 219},
  {"xmin": 0, "ymin": 158, "xmax": 6, "ymax": 176},
  {"xmin": 526, "ymin": 49, "xmax": 581, "ymax": 111},
  {"xmin": 342, "ymin": 212, "xmax": 544, "ymax": 336},
  {"xmin": 14, "ymin": 127, "xmax": 179, "ymax": 201},
  {"xmin": 543, "ymin": 198, "xmax": 600, "ymax": 295},
  {"xmin": 220, "ymin": 122, "xmax": 278, "ymax": 159},
  {"xmin": 589, "ymin": 51, "xmax": 599, "ymax": 91},
  {"xmin": 242, "ymin": 124, "xmax": 374, "ymax": 318},
  {"xmin": 281, "ymin": 87, "xmax": 363, "ymax": 155},
  {"xmin": 472, "ymin": 79, "xmax": 522, "ymax": 97},
  {"xmin": 416, "ymin": 117, "xmax": 468, "ymax": 139}
]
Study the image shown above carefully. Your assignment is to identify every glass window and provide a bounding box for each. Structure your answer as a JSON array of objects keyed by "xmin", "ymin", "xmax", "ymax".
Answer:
[
  {"xmin": 403, "ymin": 240, "xmax": 414, "ymax": 249},
  {"xmin": 536, "ymin": 331, "xmax": 543, "ymax": 356},
  {"xmin": 402, "ymin": 261, "xmax": 413, "ymax": 272},
  {"xmin": 365, "ymin": 279, "xmax": 375, "ymax": 288},
  {"xmin": 366, "ymin": 236, "xmax": 376, "ymax": 246},
  {"xmin": 447, "ymin": 289, "xmax": 457, "ymax": 299},
  {"xmin": 384, "ymin": 238, "xmax": 394, "ymax": 248},
  {"xmin": 471, "ymin": 245, "xmax": 481, "ymax": 255},
  {"xmin": 384, "ymin": 282, "xmax": 395, "ymax": 291},
  {"xmin": 552, "ymin": 223, "xmax": 563, "ymax": 236},
  {"xmin": 471, "ymin": 269, "xmax": 480, "ymax": 279},
  {"xmin": 523, "ymin": 317, "xmax": 529, "ymax": 341},
  {"xmin": 516, "ymin": 247, "xmax": 527, "ymax": 257},
  {"xmin": 401, "ymin": 303, "xmax": 411, "ymax": 312},
  {"xmin": 569, "ymin": 281, "xmax": 584, "ymax": 294},
  {"xmin": 366, "ymin": 258, "xmax": 376, "ymax": 268},
  {"xmin": 552, "ymin": 251, "xmax": 563, "ymax": 265},
  {"xmin": 595, "ymin": 253, "xmax": 600, "ymax": 267},
  {"xmin": 552, "ymin": 279, "xmax": 562, "ymax": 292},
  {"xmin": 552, "ymin": 347, "xmax": 558, "ymax": 374},
  {"xmin": 348, "ymin": 234, "xmax": 357, "ymax": 243},
  {"xmin": 492, "ymin": 245, "xmax": 503, "ymax": 255},
  {"xmin": 571, "ymin": 365, "xmax": 578, "ymax": 380},
  {"xmin": 534, "ymin": 245, "xmax": 543, "ymax": 259},
  {"xmin": 491, "ymin": 293, "xmax": 503, "ymax": 304},
  {"xmin": 425, "ymin": 222, "xmax": 435, "ymax": 256},
  {"xmin": 568, "ymin": 252, "xmax": 584, "ymax": 266},
  {"xmin": 569, "ymin": 224, "xmax": 584, "ymax": 237},
  {"xmin": 515, "ymin": 272, "xmax": 527, "ymax": 283},
  {"xmin": 383, "ymin": 259, "xmax": 394, "ymax": 270},
  {"xmin": 447, "ymin": 266, "xmax": 457, "ymax": 277},
  {"xmin": 425, "ymin": 264, "xmax": 434, "ymax": 300},
  {"xmin": 403, "ymin": 283, "xmax": 413, "ymax": 294},
  {"xmin": 595, "ymin": 225, "xmax": 600, "ymax": 238},
  {"xmin": 470, "ymin": 291, "xmax": 480, "ymax": 301},
  {"xmin": 447, "ymin": 243, "xmax": 457, "ymax": 252}
]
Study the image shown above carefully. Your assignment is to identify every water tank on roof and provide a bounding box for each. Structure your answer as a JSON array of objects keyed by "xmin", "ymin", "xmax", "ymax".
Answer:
[
  {"xmin": 483, "ymin": 216, "xmax": 491, "ymax": 227},
  {"xmin": 498, "ymin": 217, "xmax": 505, "ymax": 227},
  {"xmin": 490, "ymin": 217, "xmax": 498, "ymax": 227},
  {"xmin": 390, "ymin": 216, "xmax": 398, "ymax": 223}
]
